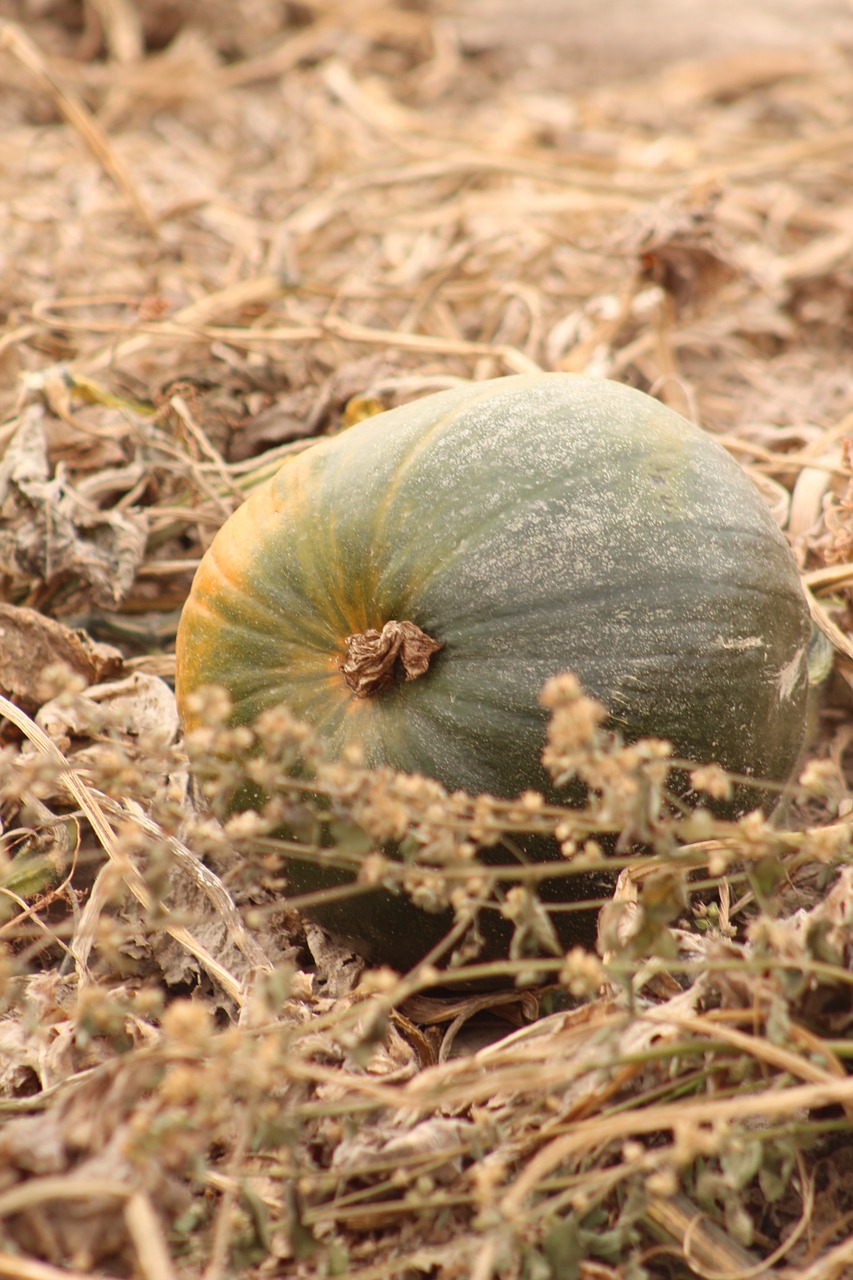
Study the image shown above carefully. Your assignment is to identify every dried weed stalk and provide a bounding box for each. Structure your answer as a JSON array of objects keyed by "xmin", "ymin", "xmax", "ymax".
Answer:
[{"xmin": 0, "ymin": 661, "xmax": 851, "ymax": 1277}]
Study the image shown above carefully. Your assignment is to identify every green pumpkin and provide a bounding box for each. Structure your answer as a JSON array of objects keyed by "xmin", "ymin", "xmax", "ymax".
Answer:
[{"xmin": 176, "ymin": 374, "xmax": 810, "ymax": 967}]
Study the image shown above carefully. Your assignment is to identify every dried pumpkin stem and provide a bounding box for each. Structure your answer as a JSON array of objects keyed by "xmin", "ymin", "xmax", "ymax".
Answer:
[{"xmin": 341, "ymin": 620, "xmax": 443, "ymax": 698}]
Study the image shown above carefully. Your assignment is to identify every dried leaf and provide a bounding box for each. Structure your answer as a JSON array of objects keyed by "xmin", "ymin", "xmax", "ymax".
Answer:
[
  {"xmin": 304, "ymin": 922, "xmax": 365, "ymax": 999},
  {"xmin": 622, "ymin": 186, "xmax": 740, "ymax": 315},
  {"xmin": 0, "ymin": 603, "xmax": 123, "ymax": 713},
  {"xmin": 36, "ymin": 672, "xmax": 179, "ymax": 747},
  {"xmin": 331, "ymin": 1116, "xmax": 472, "ymax": 1181},
  {"xmin": 0, "ymin": 408, "xmax": 148, "ymax": 607}
]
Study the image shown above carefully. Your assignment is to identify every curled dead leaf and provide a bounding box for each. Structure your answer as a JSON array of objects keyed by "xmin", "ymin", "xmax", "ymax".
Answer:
[
  {"xmin": 36, "ymin": 672, "xmax": 179, "ymax": 747},
  {"xmin": 0, "ymin": 604, "xmax": 123, "ymax": 713},
  {"xmin": 0, "ymin": 407, "xmax": 147, "ymax": 608}
]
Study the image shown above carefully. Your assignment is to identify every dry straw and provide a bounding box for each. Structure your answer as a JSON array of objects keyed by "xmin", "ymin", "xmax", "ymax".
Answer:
[{"xmin": 0, "ymin": 2, "xmax": 852, "ymax": 1277}]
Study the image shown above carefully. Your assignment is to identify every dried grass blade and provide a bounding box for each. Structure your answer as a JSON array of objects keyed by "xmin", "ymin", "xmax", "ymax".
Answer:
[
  {"xmin": 0, "ymin": 21, "xmax": 156, "ymax": 234},
  {"xmin": 0, "ymin": 693, "xmax": 246, "ymax": 1003},
  {"xmin": 806, "ymin": 591, "xmax": 853, "ymax": 663},
  {"xmin": 500, "ymin": 1077, "xmax": 853, "ymax": 1217},
  {"xmin": 99, "ymin": 793, "xmax": 274, "ymax": 974},
  {"xmin": 788, "ymin": 1232, "xmax": 853, "ymax": 1280},
  {"xmin": 62, "ymin": 276, "xmax": 285, "ymax": 377},
  {"xmin": 87, "ymin": 0, "xmax": 144, "ymax": 65},
  {"xmin": 123, "ymin": 1191, "xmax": 178, "ymax": 1280},
  {"xmin": 645, "ymin": 1192, "xmax": 786, "ymax": 1279},
  {"xmin": 321, "ymin": 315, "xmax": 542, "ymax": 373}
]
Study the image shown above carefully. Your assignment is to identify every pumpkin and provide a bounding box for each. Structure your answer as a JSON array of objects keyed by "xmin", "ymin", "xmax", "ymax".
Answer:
[{"xmin": 176, "ymin": 374, "xmax": 811, "ymax": 967}]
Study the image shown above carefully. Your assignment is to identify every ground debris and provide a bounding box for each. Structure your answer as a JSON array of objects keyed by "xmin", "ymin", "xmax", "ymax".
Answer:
[{"xmin": 0, "ymin": 2, "xmax": 852, "ymax": 1276}]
